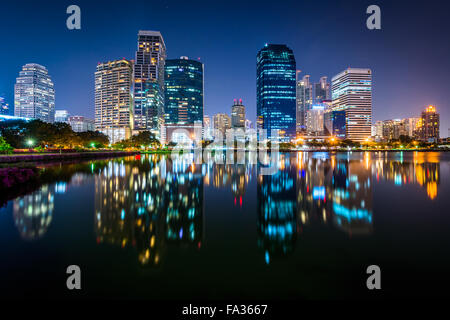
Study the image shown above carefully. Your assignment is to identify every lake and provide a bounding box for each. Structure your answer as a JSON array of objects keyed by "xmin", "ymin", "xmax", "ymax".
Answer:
[{"xmin": 1, "ymin": 151, "xmax": 449, "ymax": 299}]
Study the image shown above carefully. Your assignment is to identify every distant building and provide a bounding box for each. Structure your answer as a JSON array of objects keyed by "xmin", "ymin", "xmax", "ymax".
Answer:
[
  {"xmin": 231, "ymin": 99, "xmax": 245, "ymax": 129},
  {"xmin": 165, "ymin": 56, "xmax": 204, "ymax": 126},
  {"xmin": 331, "ymin": 68, "xmax": 372, "ymax": 142},
  {"xmin": 69, "ymin": 116, "xmax": 95, "ymax": 132},
  {"xmin": 213, "ymin": 113, "xmax": 231, "ymax": 137},
  {"xmin": 95, "ymin": 59, "xmax": 133, "ymax": 144},
  {"xmin": 55, "ymin": 110, "xmax": 70, "ymax": 123},
  {"xmin": 203, "ymin": 115, "xmax": 213, "ymax": 140},
  {"xmin": 296, "ymin": 74, "xmax": 313, "ymax": 134},
  {"xmin": 381, "ymin": 119, "xmax": 406, "ymax": 141},
  {"xmin": 0, "ymin": 96, "xmax": 10, "ymax": 115},
  {"xmin": 134, "ymin": 30, "xmax": 166, "ymax": 136},
  {"xmin": 245, "ymin": 119, "xmax": 253, "ymax": 130},
  {"xmin": 314, "ymin": 76, "xmax": 330, "ymax": 103},
  {"xmin": 306, "ymin": 104, "xmax": 325, "ymax": 135},
  {"xmin": 257, "ymin": 44, "xmax": 296, "ymax": 141},
  {"xmin": 14, "ymin": 63, "xmax": 55, "ymax": 123},
  {"xmin": 417, "ymin": 106, "xmax": 440, "ymax": 142}
]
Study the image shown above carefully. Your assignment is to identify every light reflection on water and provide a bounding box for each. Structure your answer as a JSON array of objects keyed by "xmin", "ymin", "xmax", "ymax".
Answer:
[{"xmin": 1, "ymin": 151, "xmax": 448, "ymax": 299}]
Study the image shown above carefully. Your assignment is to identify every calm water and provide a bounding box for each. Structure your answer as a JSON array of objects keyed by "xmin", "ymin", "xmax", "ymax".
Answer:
[{"xmin": 1, "ymin": 152, "xmax": 449, "ymax": 299}]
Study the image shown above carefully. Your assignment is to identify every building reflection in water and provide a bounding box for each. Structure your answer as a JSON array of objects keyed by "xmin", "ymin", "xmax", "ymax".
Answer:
[
  {"xmin": 8, "ymin": 151, "xmax": 442, "ymax": 266},
  {"xmin": 94, "ymin": 154, "xmax": 204, "ymax": 267},
  {"xmin": 373, "ymin": 152, "xmax": 440, "ymax": 200},
  {"xmin": 13, "ymin": 185, "xmax": 54, "ymax": 240},
  {"xmin": 257, "ymin": 154, "xmax": 297, "ymax": 264}
]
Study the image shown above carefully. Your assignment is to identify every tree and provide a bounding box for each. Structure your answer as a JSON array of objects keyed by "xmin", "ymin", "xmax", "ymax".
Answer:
[{"xmin": 0, "ymin": 136, "xmax": 13, "ymax": 154}]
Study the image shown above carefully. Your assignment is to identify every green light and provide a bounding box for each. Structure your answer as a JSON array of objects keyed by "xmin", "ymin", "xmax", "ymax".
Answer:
[{"xmin": 27, "ymin": 139, "xmax": 34, "ymax": 147}]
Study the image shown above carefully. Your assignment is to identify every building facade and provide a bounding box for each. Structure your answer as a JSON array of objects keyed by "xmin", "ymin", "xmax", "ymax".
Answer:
[
  {"xmin": 306, "ymin": 104, "xmax": 325, "ymax": 135},
  {"xmin": 331, "ymin": 68, "xmax": 372, "ymax": 142},
  {"xmin": 257, "ymin": 44, "xmax": 296, "ymax": 141},
  {"xmin": 213, "ymin": 113, "xmax": 231, "ymax": 137},
  {"xmin": 231, "ymin": 99, "xmax": 245, "ymax": 129},
  {"xmin": 324, "ymin": 109, "xmax": 346, "ymax": 139},
  {"xmin": 14, "ymin": 63, "xmax": 55, "ymax": 123},
  {"xmin": 165, "ymin": 56, "xmax": 204, "ymax": 125},
  {"xmin": 296, "ymin": 74, "xmax": 312, "ymax": 134},
  {"xmin": 134, "ymin": 30, "xmax": 167, "ymax": 135},
  {"xmin": 95, "ymin": 59, "xmax": 134, "ymax": 144},
  {"xmin": 314, "ymin": 76, "xmax": 330, "ymax": 103},
  {"xmin": 55, "ymin": 109, "xmax": 70, "ymax": 123},
  {"xmin": 417, "ymin": 106, "xmax": 440, "ymax": 142},
  {"xmin": 68, "ymin": 116, "xmax": 95, "ymax": 132}
]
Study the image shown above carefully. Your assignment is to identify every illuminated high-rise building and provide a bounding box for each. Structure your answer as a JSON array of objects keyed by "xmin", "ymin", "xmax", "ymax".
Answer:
[
  {"xmin": 331, "ymin": 68, "xmax": 372, "ymax": 142},
  {"xmin": 14, "ymin": 63, "xmax": 55, "ymax": 123},
  {"xmin": 165, "ymin": 56, "xmax": 204, "ymax": 125},
  {"xmin": 95, "ymin": 59, "xmax": 133, "ymax": 143},
  {"xmin": 231, "ymin": 99, "xmax": 245, "ymax": 129},
  {"xmin": 213, "ymin": 113, "xmax": 231, "ymax": 137},
  {"xmin": 134, "ymin": 30, "xmax": 167, "ymax": 135},
  {"xmin": 257, "ymin": 44, "xmax": 296, "ymax": 141},
  {"xmin": 417, "ymin": 105, "xmax": 440, "ymax": 142},
  {"xmin": 306, "ymin": 104, "xmax": 325, "ymax": 135},
  {"xmin": 296, "ymin": 74, "xmax": 312, "ymax": 134}
]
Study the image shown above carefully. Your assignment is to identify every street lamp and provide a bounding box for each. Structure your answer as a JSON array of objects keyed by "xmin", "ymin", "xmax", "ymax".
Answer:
[{"xmin": 26, "ymin": 139, "xmax": 34, "ymax": 147}]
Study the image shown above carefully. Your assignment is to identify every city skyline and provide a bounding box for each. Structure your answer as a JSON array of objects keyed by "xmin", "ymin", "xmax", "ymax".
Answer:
[{"xmin": 0, "ymin": 0, "xmax": 449, "ymax": 136}]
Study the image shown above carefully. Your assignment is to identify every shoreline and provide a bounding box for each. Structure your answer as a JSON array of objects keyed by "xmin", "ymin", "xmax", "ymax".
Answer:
[{"xmin": 0, "ymin": 151, "xmax": 139, "ymax": 164}]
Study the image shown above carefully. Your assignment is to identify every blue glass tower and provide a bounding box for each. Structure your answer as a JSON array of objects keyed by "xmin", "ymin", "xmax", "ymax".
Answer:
[
  {"xmin": 165, "ymin": 57, "xmax": 204, "ymax": 125},
  {"xmin": 257, "ymin": 44, "xmax": 296, "ymax": 141}
]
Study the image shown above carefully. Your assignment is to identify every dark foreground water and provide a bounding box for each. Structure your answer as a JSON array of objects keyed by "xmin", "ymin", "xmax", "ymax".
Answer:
[{"xmin": 1, "ymin": 152, "xmax": 449, "ymax": 300}]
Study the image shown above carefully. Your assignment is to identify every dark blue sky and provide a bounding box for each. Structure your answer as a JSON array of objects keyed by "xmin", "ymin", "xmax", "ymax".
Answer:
[{"xmin": 1, "ymin": 0, "xmax": 449, "ymax": 135}]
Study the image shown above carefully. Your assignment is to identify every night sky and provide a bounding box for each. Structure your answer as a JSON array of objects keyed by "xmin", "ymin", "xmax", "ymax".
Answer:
[{"xmin": 0, "ymin": 0, "xmax": 449, "ymax": 135}]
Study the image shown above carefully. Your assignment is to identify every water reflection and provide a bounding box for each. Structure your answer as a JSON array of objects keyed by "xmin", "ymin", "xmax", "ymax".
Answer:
[{"xmin": 4, "ymin": 152, "xmax": 443, "ymax": 265}]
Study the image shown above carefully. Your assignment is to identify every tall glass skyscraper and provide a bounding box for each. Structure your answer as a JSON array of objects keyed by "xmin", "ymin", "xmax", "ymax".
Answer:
[
  {"xmin": 164, "ymin": 56, "xmax": 204, "ymax": 125},
  {"xmin": 134, "ymin": 30, "xmax": 167, "ymax": 135},
  {"xmin": 0, "ymin": 96, "xmax": 10, "ymax": 115},
  {"xmin": 14, "ymin": 63, "xmax": 55, "ymax": 123},
  {"xmin": 257, "ymin": 44, "xmax": 296, "ymax": 141}
]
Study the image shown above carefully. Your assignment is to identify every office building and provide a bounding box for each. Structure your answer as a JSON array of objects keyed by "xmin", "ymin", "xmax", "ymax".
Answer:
[
  {"xmin": 306, "ymin": 104, "xmax": 325, "ymax": 135},
  {"xmin": 231, "ymin": 99, "xmax": 245, "ymax": 129},
  {"xmin": 314, "ymin": 76, "xmax": 330, "ymax": 103},
  {"xmin": 324, "ymin": 109, "xmax": 346, "ymax": 139},
  {"xmin": 68, "ymin": 116, "xmax": 95, "ymax": 132},
  {"xmin": 14, "ymin": 63, "xmax": 55, "ymax": 123},
  {"xmin": 331, "ymin": 68, "xmax": 372, "ymax": 142},
  {"xmin": 257, "ymin": 44, "xmax": 296, "ymax": 141},
  {"xmin": 134, "ymin": 30, "xmax": 167, "ymax": 135},
  {"xmin": 296, "ymin": 74, "xmax": 312, "ymax": 134},
  {"xmin": 55, "ymin": 109, "xmax": 70, "ymax": 123},
  {"xmin": 95, "ymin": 59, "xmax": 133, "ymax": 144},
  {"xmin": 213, "ymin": 113, "xmax": 231, "ymax": 137},
  {"xmin": 165, "ymin": 56, "xmax": 204, "ymax": 125}
]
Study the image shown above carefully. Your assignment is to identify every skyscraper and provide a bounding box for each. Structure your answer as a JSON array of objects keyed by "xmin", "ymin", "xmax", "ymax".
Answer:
[
  {"xmin": 331, "ymin": 68, "xmax": 372, "ymax": 142},
  {"xmin": 314, "ymin": 76, "xmax": 330, "ymax": 103},
  {"xmin": 417, "ymin": 105, "xmax": 440, "ymax": 142},
  {"xmin": 14, "ymin": 63, "xmax": 55, "ymax": 123},
  {"xmin": 296, "ymin": 74, "xmax": 312, "ymax": 134},
  {"xmin": 231, "ymin": 99, "xmax": 245, "ymax": 129},
  {"xmin": 306, "ymin": 104, "xmax": 325, "ymax": 135},
  {"xmin": 95, "ymin": 59, "xmax": 134, "ymax": 144},
  {"xmin": 134, "ymin": 30, "xmax": 167, "ymax": 135},
  {"xmin": 165, "ymin": 56, "xmax": 204, "ymax": 125},
  {"xmin": 257, "ymin": 44, "xmax": 296, "ymax": 141}
]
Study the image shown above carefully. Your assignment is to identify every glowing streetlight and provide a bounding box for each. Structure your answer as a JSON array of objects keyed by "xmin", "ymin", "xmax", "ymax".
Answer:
[{"xmin": 26, "ymin": 139, "xmax": 34, "ymax": 147}]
